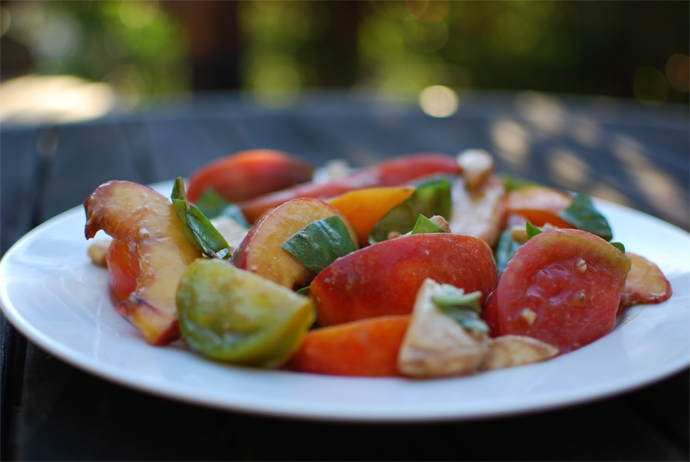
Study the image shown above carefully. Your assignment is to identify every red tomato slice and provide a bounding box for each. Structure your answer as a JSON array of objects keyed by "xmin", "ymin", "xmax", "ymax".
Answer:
[
  {"xmin": 484, "ymin": 228, "xmax": 631, "ymax": 353},
  {"xmin": 107, "ymin": 239, "xmax": 141, "ymax": 303},
  {"xmin": 186, "ymin": 149, "xmax": 314, "ymax": 204}
]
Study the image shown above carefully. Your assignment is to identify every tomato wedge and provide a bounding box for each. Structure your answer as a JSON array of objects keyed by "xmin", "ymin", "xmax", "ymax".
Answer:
[
  {"xmin": 484, "ymin": 228, "xmax": 630, "ymax": 353},
  {"xmin": 186, "ymin": 149, "xmax": 314, "ymax": 204},
  {"xmin": 286, "ymin": 315, "xmax": 410, "ymax": 377}
]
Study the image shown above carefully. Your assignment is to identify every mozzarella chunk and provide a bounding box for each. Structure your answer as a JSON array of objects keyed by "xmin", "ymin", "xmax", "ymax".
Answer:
[{"xmin": 398, "ymin": 278, "xmax": 489, "ymax": 378}]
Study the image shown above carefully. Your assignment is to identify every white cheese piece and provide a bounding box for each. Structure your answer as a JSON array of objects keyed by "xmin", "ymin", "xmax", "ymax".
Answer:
[
  {"xmin": 398, "ymin": 278, "xmax": 489, "ymax": 378},
  {"xmin": 449, "ymin": 175, "xmax": 505, "ymax": 248}
]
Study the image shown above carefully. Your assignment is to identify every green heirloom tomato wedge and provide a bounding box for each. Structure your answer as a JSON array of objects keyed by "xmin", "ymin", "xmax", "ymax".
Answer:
[{"xmin": 176, "ymin": 259, "xmax": 315, "ymax": 367}]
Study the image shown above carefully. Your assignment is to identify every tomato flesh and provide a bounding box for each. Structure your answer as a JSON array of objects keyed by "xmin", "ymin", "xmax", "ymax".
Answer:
[
  {"xmin": 107, "ymin": 239, "xmax": 141, "ymax": 303},
  {"xmin": 485, "ymin": 229, "xmax": 630, "ymax": 353}
]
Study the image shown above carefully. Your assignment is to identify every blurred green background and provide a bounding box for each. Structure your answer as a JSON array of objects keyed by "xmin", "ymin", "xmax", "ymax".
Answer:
[{"xmin": 1, "ymin": 0, "xmax": 688, "ymax": 110}]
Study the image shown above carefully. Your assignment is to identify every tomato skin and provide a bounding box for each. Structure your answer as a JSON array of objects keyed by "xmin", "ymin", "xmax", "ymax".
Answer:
[
  {"xmin": 186, "ymin": 149, "xmax": 314, "ymax": 204},
  {"xmin": 286, "ymin": 315, "xmax": 411, "ymax": 377},
  {"xmin": 107, "ymin": 239, "xmax": 141, "ymax": 303},
  {"xmin": 485, "ymin": 229, "xmax": 630, "ymax": 353},
  {"xmin": 239, "ymin": 153, "xmax": 462, "ymax": 224},
  {"xmin": 482, "ymin": 292, "xmax": 500, "ymax": 337}
]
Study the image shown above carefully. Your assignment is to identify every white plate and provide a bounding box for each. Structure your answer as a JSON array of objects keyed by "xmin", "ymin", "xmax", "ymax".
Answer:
[{"xmin": 0, "ymin": 183, "xmax": 688, "ymax": 422}]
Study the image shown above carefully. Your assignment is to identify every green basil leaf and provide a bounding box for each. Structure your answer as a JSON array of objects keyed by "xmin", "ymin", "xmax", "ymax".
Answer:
[
  {"xmin": 282, "ymin": 215, "xmax": 357, "ymax": 273},
  {"xmin": 611, "ymin": 242, "xmax": 626, "ymax": 253},
  {"xmin": 196, "ymin": 188, "xmax": 249, "ymax": 228},
  {"xmin": 296, "ymin": 286, "xmax": 310, "ymax": 296},
  {"xmin": 526, "ymin": 222, "xmax": 543, "ymax": 239},
  {"xmin": 494, "ymin": 229, "xmax": 523, "ymax": 274},
  {"xmin": 410, "ymin": 214, "xmax": 446, "ymax": 235},
  {"xmin": 171, "ymin": 178, "xmax": 232, "ymax": 259},
  {"xmin": 369, "ymin": 178, "xmax": 452, "ymax": 244},
  {"xmin": 431, "ymin": 285, "xmax": 488, "ymax": 334},
  {"xmin": 558, "ymin": 194, "xmax": 613, "ymax": 241},
  {"xmin": 441, "ymin": 309, "xmax": 490, "ymax": 334},
  {"xmin": 431, "ymin": 285, "xmax": 482, "ymax": 313}
]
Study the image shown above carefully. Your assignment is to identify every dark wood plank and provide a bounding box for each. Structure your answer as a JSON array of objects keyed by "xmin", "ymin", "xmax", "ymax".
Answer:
[
  {"xmin": 0, "ymin": 127, "xmax": 42, "ymax": 254},
  {"xmin": 16, "ymin": 343, "xmax": 242, "ymax": 461},
  {"xmin": 223, "ymin": 378, "xmax": 689, "ymax": 461},
  {"xmin": 0, "ymin": 126, "xmax": 42, "ymax": 460},
  {"xmin": 36, "ymin": 120, "xmax": 153, "ymax": 222},
  {"xmin": 143, "ymin": 113, "xmax": 249, "ymax": 180}
]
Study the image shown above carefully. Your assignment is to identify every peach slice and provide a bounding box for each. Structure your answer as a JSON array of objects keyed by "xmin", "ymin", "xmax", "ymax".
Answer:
[
  {"xmin": 84, "ymin": 180, "xmax": 201, "ymax": 345},
  {"xmin": 231, "ymin": 197, "xmax": 358, "ymax": 290},
  {"xmin": 619, "ymin": 252, "xmax": 672, "ymax": 312}
]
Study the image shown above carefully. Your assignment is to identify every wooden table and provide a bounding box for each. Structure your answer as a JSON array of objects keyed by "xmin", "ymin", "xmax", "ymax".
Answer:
[{"xmin": 1, "ymin": 90, "xmax": 688, "ymax": 460}]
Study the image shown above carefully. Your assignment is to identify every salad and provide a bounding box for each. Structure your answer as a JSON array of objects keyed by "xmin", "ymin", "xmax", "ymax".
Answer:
[{"xmin": 84, "ymin": 149, "xmax": 672, "ymax": 378}]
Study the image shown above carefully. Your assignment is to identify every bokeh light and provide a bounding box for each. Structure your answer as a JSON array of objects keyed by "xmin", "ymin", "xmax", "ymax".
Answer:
[
  {"xmin": 0, "ymin": 74, "xmax": 114, "ymax": 124},
  {"xmin": 547, "ymin": 147, "xmax": 591, "ymax": 190},
  {"xmin": 419, "ymin": 85, "xmax": 458, "ymax": 117},
  {"xmin": 514, "ymin": 91, "xmax": 566, "ymax": 135},
  {"xmin": 612, "ymin": 135, "xmax": 688, "ymax": 225},
  {"xmin": 570, "ymin": 117, "xmax": 603, "ymax": 149},
  {"xmin": 490, "ymin": 119, "xmax": 531, "ymax": 166}
]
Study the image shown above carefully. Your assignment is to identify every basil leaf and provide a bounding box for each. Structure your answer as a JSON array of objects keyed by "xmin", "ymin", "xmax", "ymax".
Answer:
[
  {"xmin": 431, "ymin": 285, "xmax": 488, "ymax": 334},
  {"xmin": 432, "ymin": 285, "xmax": 482, "ymax": 313},
  {"xmin": 526, "ymin": 222, "xmax": 543, "ymax": 239},
  {"xmin": 196, "ymin": 188, "xmax": 249, "ymax": 228},
  {"xmin": 171, "ymin": 178, "xmax": 232, "ymax": 259},
  {"xmin": 282, "ymin": 215, "xmax": 357, "ymax": 273},
  {"xmin": 558, "ymin": 194, "xmax": 613, "ymax": 241},
  {"xmin": 410, "ymin": 214, "xmax": 446, "ymax": 235},
  {"xmin": 494, "ymin": 229, "xmax": 523, "ymax": 274},
  {"xmin": 369, "ymin": 178, "xmax": 452, "ymax": 244},
  {"xmin": 611, "ymin": 242, "xmax": 626, "ymax": 253},
  {"xmin": 296, "ymin": 286, "xmax": 310, "ymax": 296}
]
